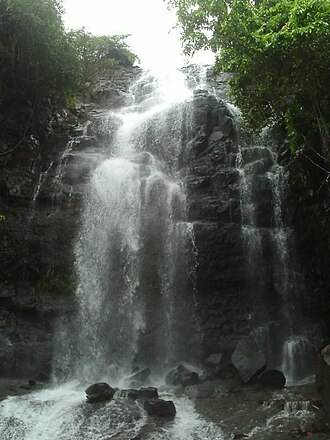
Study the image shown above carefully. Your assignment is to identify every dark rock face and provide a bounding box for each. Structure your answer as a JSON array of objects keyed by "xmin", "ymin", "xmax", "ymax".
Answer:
[
  {"xmin": 182, "ymin": 91, "xmax": 249, "ymax": 356},
  {"xmin": 286, "ymin": 152, "xmax": 330, "ymax": 340},
  {"xmin": 89, "ymin": 67, "xmax": 141, "ymax": 108},
  {"xmin": 0, "ymin": 63, "xmax": 329, "ymax": 380},
  {"xmin": 182, "ymin": 84, "xmax": 329, "ymax": 371},
  {"xmin": 143, "ymin": 399, "xmax": 176, "ymax": 417},
  {"xmin": 316, "ymin": 345, "xmax": 330, "ymax": 423},
  {"xmin": 85, "ymin": 382, "xmax": 116, "ymax": 403},
  {"xmin": 0, "ymin": 67, "xmax": 141, "ymax": 378},
  {"xmin": 257, "ymin": 370, "xmax": 286, "ymax": 388}
]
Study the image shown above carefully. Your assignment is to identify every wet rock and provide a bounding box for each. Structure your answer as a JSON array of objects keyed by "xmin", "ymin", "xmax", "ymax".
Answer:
[
  {"xmin": 165, "ymin": 363, "xmax": 199, "ymax": 387},
  {"xmin": 116, "ymin": 389, "xmax": 140, "ymax": 399},
  {"xmin": 116, "ymin": 387, "xmax": 158, "ymax": 400},
  {"xmin": 205, "ymin": 353, "xmax": 223, "ymax": 374},
  {"xmin": 316, "ymin": 345, "xmax": 330, "ymax": 423},
  {"xmin": 199, "ymin": 370, "xmax": 218, "ymax": 382},
  {"xmin": 124, "ymin": 367, "xmax": 151, "ymax": 387},
  {"xmin": 138, "ymin": 387, "xmax": 159, "ymax": 399},
  {"xmin": 143, "ymin": 399, "xmax": 176, "ymax": 417},
  {"xmin": 206, "ymin": 353, "xmax": 223, "ymax": 367},
  {"xmin": 185, "ymin": 380, "xmax": 225, "ymax": 399},
  {"xmin": 85, "ymin": 382, "xmax": 116, "ymax": 403},
  {"xmin": 257, "ymin": 369, "xmax": 286, "ymax": 388},
  {"xmin": 19, "ymin": 379, "xmax": 43, "ymax": 391},
  {"xmin": 231, "ymin": 335, "xmax": 267, "ymax": 383}
]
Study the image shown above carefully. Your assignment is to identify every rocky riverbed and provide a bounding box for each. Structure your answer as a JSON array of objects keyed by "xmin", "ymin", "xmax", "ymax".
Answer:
[
  {"xmin": 1, "ymin": 376, "xmax": 328, "ymax": 440},
  {"xmin": 184, "ymin": 379, "xmax": 328, "ymax": 440}
]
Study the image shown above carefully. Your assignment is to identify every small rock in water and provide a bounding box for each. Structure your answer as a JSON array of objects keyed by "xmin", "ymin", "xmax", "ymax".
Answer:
[
  {"xmin": 257, "ymin": 369, "xmax": 286, "ymax": 388},
  {"xmin": 143, "ymin": 399, "xmax": 176, "ymax": 417},
  {"xmin": 124, "ymin": 367, "xmax": 151, "ymax": 387},
  {"xmin": 165, "ymin": 363, "xmax": 199, "ymax": 387},
  {"xmin": 85, "ymin": 382, "xmax": 116, "ymax": 403},
  {"xmin": 20, "ymin": 379, "xmax": 38, "ymax": 390}
]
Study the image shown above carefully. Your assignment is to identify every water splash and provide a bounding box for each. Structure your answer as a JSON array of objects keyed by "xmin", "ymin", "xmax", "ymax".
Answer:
[
  {"xmin": 0, "ymin": 384, "xmax": 224, "ymax": 440},
  {"xmin": 0, "ymin": 382, "xmax": 146, "ymax": 440}
]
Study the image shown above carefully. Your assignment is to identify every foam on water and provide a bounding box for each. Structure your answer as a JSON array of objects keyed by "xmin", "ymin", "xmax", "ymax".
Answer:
[{"xmin": 0, "ymin": 384, "xmax": 224, "ymax": 440}]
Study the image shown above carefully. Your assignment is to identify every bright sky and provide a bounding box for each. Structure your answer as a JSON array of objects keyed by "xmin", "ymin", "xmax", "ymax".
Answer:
[{"xmin": 62, "ymin": 0, "xmax": 214, "ymax": 70}]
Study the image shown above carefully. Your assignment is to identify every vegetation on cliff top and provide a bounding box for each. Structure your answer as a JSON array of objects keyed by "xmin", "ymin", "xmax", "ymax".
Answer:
[
  {"xmin": 169, "ymin": 0, "xmax": 330, "ymax": 157},
  {"xmin": 0, "ymin": 0, "xmax": 137, "ymax": 155}
]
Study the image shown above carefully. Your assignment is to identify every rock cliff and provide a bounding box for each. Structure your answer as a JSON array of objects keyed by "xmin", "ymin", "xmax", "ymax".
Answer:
[{"xmin": 0, "ymin": 65, "xmax": 329, "ymax": 378}]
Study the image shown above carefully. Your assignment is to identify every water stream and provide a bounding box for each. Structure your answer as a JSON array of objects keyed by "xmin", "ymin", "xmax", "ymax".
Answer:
[
  {"xmin": 0, "ymin": 62, "xmax": 318, "ymax": 437},
  {"xmin": 0, "ymin": 67, "xmax": 219, "ymax": 439},
  {"xmin": 236, "ymin": 128, "xmax": 317, "ymax": 383}
]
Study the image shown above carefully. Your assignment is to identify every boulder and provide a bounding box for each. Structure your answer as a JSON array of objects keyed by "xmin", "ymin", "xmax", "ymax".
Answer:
[
  {"xmin": 116, "ymin": 387, "xmax": 158, "ymax": 400},
  {"xmin": 205, "ymin": 353, "xmax": 223, "ymax": 375},
  {"xmin": 205, "ymin": 353, "xmax": 223, "ymax": 367},
  {"xmin": 231, "ymin": 335, "xmax": 266, "ymax": 383},
  {"xmin": 165, "ymin": 363, "xmax": 199, "ymax": 387},
  {"xmin": 85, "ymin": 382, "xmax": 116, "ymax": 403},
  {"xmin": 116, "ymin": 389, "xmax": 140, "ymax": 399},
  {"xmin": 124, "ymin": 367, "xmax": 151, "ymax": 387},
  {"xmin": 138, "ymin": 387, "xmax": 159, "ymax": 399},
  {"xmin": 316, "ymin": 345, "xmax": 330, "ymax": 423},
  {"xmin": 143, "ymin": 399, "xmax": 176, "ymax": 417},
  {"xmin": 257, "ymin": 369, "xmax": 286, "ymax": 388}
]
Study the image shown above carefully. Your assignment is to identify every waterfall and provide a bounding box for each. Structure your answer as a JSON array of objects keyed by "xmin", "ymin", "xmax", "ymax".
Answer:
[
  {"xmin": 51, "ymin": 69, "xmax": 200, "ymax": 383},
  {"xmin": 236, "ymin": 127, "xmax": 317, "ymax": 382},
  {"xmin": 1, "ymin": 61, "xmax": 319, "ymax": 439},
  {"xmin": 28, "ymin": 160, "xmax": 54, "ymax": 223},
  {"xmin": 0, "ymin": 66, "xmax": 219, "ymax": 439}
]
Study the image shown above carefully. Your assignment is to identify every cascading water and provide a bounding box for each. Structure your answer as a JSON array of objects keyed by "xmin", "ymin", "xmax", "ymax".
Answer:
[
  {"xmin": 0, "ymin": 67, "xmax": 219, "ymax": 439},
  {"xmin": 236, "ymin": 125, "xmax": 317, "ymax": 382},
  {"xmin": 28, "ymin": 160, "xmax": 54, "ymax": 223},
  {"xmin": 61, "ymin": 69, "xmax": 200, "ymax": 382}
]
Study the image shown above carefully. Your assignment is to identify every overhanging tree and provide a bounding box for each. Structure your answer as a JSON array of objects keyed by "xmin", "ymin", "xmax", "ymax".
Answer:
[
  {"xmin": 169, "ymin": 0, "xmax": 330, "ymax": 156},
  {"xmin": 0, "ymin": 0, "xmax": 138, "ymax": 154}
]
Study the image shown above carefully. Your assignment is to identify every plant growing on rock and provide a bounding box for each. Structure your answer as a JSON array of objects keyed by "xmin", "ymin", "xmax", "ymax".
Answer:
[
  {"xmin": 67, "ymin": 28, "xmax": 138, "ymax": 90},
  {"xmin": 35, "ymin": 271, "xmax": 76, "ymax": 294}
]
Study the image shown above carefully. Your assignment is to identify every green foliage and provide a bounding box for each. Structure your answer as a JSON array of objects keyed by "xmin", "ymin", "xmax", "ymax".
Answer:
[
  {"xmin": 35, "ymin": 271, "xmax": 76, "ymax": 294},
  {"xmin": 170, "ymin": 0, "xmax": 330, "ymax": 155},
  {"xmin": 0, "ymin": 0, "xmax": 138, "ymax": 152},
  {"xmin": 0, "ymin": 0, "xmax": 79, "ymax": 149},
  {"xmin": 0, "ymin": 0, "xmax": 78, "ymax": 108},
  {"xmin": 67, "ymin": 28, "xmax": 138, "ymax": 90},
  {"xmin": 0, "ymin": 214, "xmax": 6, "ymax": 222}
]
